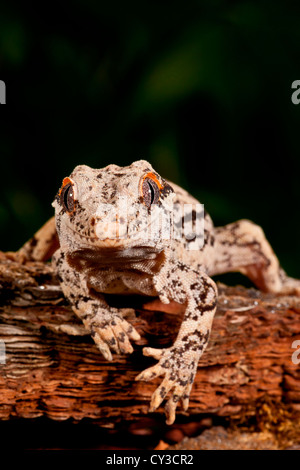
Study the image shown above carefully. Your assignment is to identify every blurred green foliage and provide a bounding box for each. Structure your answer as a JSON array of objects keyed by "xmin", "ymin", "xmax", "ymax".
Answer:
[{"xmin": 0, "ymin": 0, "xmax": 300, "ymax": 279}]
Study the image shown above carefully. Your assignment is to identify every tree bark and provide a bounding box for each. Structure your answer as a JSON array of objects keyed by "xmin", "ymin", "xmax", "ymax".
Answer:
[{"xmin": 0, "ymin": 251, "xmax": 300, "ymax": 425}]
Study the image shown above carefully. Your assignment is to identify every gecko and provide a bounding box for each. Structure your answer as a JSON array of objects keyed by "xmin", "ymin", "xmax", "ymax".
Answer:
[{"xmin": 15, "ymin": 160, "xmax": 300, "ymax": 424}]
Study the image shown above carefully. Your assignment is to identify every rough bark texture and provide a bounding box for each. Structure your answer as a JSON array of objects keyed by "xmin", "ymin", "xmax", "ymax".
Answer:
[{"xmin": 1, "ymin": 251, "xmax": 300, "ymax": 426}]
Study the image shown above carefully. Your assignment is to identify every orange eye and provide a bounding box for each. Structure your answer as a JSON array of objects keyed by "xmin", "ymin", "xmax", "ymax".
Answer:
[
  {"xmin": 141, "ymin": 172, "xmax": 162, "ymax": 208},
  {"xmin": 59, "ymin": 177, "xmax": 75, "ymax": 213}
]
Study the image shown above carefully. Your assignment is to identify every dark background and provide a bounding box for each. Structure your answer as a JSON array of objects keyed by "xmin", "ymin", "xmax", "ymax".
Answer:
[{"xmin": 0, "ymin": 0, "xmax": 300, "ymax": 279}]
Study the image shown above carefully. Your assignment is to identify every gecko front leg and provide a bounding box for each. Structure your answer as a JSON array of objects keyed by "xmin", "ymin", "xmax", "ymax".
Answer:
[
  {"xmin": 136, "ymin": 261, "xmax": 218, "ymax": 425},
  {"xmin": 53, "ymin": 250, "xmax": 141, "ymax": 361}
]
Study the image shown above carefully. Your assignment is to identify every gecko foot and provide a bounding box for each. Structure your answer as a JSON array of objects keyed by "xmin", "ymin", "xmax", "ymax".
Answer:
[
  {"xmin": 90, "ymin": 314, "xmax": 141, "ymax": 361},
  {"xmin": 135, "ymin": 346, "xmax": 197, "ymax": 425}
]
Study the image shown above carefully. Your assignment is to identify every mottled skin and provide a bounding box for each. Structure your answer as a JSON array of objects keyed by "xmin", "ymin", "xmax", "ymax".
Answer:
[{"xmin": 17, "ymin": 160, "xmax": 300, "ymax": 424}]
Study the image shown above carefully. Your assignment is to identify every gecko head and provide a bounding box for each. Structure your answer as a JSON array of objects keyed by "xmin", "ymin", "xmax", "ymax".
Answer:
[{"xmin": 52, "ymin": 160, "xmax": 175, "ymax": 257}]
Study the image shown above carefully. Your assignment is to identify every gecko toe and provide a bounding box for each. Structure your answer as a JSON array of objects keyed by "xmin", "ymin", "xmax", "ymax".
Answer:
[
  {"xmin": 149, "ymin": 378, "xmax": 173, "ymax": 412},
  {"xmin": 142, "ymin": 347, "xmax": 164, "ymax": 360},
  {"xmin": 165, "ymin": 398, "xmax": 177, "ymax": 425},
  {"xmin": 93, "ymin": 332, "xmax": 113, "ymax": 361},
  {"xmin": 135, "ymin": 364, "xmax": 164, "ymax": 382},
  {"xmin": 181, "ymin": 383, "xmax": 192, "ymax": 411}
]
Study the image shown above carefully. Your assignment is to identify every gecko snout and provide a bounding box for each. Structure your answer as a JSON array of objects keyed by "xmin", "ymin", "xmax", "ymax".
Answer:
[{"xmin": 91, "ymin": 213, "xmax": 128, "ymax": 241}]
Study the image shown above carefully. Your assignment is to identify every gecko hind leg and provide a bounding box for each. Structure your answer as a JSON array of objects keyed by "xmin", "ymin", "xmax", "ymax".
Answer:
[{"xmin": 210, "ymin": 219, "xmax": 300, "ymax": 295}]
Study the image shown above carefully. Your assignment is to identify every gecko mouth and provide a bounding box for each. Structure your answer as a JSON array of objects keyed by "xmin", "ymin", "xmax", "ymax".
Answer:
[{"xmin": 67, "ymin": 245, "xmax": 163, "ymax": 269}]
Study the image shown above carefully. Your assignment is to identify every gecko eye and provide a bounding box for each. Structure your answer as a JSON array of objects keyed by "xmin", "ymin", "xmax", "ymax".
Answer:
[
  {"xmin": 142, "ymin": 177, "xmax": 160, "ymax": 208},
  {"xmin": 60, "ymin": 179, "xmax": 75, "ymax": 213}
]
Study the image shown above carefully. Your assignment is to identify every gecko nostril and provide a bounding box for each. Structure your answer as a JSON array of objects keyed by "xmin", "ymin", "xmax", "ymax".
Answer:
[{"xmin": 90, "ymin": 217, "xmax": 96, "ymax": 226}]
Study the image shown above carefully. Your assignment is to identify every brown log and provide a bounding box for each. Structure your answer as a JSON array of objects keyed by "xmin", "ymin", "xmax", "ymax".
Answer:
[{"xmin": 0, "ymin": 250, "xmax": 300, "ymax": 425}]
